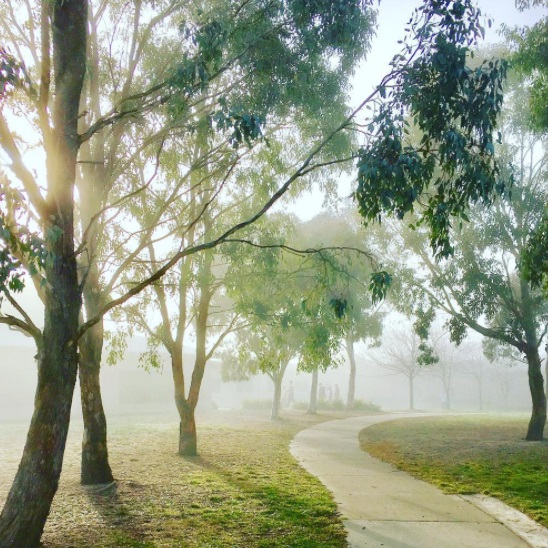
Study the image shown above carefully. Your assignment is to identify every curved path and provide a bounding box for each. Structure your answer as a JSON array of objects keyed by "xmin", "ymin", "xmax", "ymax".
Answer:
[{"xmin": 290, "ymin": 414, "xmax": 546, "ymax": 548}]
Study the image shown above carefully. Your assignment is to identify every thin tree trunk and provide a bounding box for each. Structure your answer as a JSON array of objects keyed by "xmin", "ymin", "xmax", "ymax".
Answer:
[
  {"xmin": 346, "ymin": 334, "xmax": 356, "ymax": 410},
  {"xmin": 271, "ymin": 374, "xmax": 282, "ymax": 420},
  {"xmin": 171, "ymin": 349, "xmax": 196, "ymax": 455},
  {"xmin": 176, "ymin": 252, "xmax": 214, "ymax": 456},
  {"xmin": 545, "ymin": 342, "xmax": 548, "ymax": 405},
  {"xmin": 444, "ymin": 379, "xmax": 451, "ymax": 410},
  {"xmin": 409, "ymin": 375, "xmax": 415, "ymax": 410},
  {"xmin": 308, "ymin": 367, "xmax": 318, "ymax": 414},
  {"xmin": 478, "ymin": 375, "xmax": 483, "ymax": 411},
  {"xmin": 0, "ymin": 2, "xmax": 86, "ymax": 544}
]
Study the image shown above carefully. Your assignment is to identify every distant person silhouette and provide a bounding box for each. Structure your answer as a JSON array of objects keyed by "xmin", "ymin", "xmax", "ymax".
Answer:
[
  {"xmin": 319, "ymin": 382, "xmax": 326, "ymax": 401},
  {"xmin": 287, "ymin": 381, "xmax": 294, "ymax": 408}
]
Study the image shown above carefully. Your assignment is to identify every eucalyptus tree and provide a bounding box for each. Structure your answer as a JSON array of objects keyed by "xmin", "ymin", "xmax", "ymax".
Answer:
[
  {"xmin": 375, "ymin": 96, "xmax": 548, "ymax": 438},
  {"xmin": 222, "ymin": 214, "xmax": 347, "ymax": 419},
  {"xmin": 299, "ymin": 211, "xmax": 384, "ymax": 408},
  {"xmin": 0, "ymin": 0, "xmax": 514, "ymax": 544},
  {"xmin": 504, "ymin": 1, "xmax": 548, "ymax": 295},
  {"xmin": 106, "ymin": 0, "xmax": 368, "ymax": 448}
]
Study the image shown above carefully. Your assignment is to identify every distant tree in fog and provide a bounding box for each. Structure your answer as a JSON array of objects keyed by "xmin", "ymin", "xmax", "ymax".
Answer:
[
  {"xmin": 221, "ymin": 213, "xmax": 356, "ymax": 419},
  {"xmin": 367, "ymin": 324, "xmax": 433, "ymax": 411},
  {"xmin": 299, "ymin": 211, "xmax": 385, "ymax": 410}
]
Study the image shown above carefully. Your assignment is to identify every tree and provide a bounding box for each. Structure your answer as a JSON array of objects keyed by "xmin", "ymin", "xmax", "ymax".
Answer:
[
  {"xmin": 367, "ymin": 323, "xmax": 428, "ymax": 410},
  {"xmin": 429, "ymin": 329, "xmax": 466, "ymax": 410},
  {"xmin": 0, "ymin": 2, "xmax": 86, "ymax": 545},
  {"xmin": 299, "ymin": 211, "xmax": 384, "ymax": 409},
  {"xmin": 378, "ymin": 109, "xmax": 548, "ymax": 437},
  {"xmin": 105, "ymin": 1, "xmax": 370, "ymax": 449},
  {"xmin": 222, "ymin": 214, "xmax": 346, "ymax": 419},
  {"xmin": 504, "ymin": 1, "xmax": 548, "ymax": 293}
]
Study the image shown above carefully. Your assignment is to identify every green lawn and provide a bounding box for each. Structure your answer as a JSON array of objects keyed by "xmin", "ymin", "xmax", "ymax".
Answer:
[
  {"xmin": 1, "ymin": 410, "xmax": 350, "ymax": 547},
  {"xmin": 359, "ymin": 414, "xmax": 548, "ymax": 527}
]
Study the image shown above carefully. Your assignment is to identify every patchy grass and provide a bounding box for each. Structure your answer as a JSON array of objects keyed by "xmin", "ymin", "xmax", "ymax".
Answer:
[
  {"xmin": 359, "ymin": 414, "xmax": 548, "ymax": 527},
  {"xmin": 0, "ymin": 410, "xmax": 355, "ymax": 547}
]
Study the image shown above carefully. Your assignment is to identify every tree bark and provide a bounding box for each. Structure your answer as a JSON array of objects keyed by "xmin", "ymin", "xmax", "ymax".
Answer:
[
  {"xmin": 79, "ymin": 318, "xmax": 113, "ymax": 484},
  {"xmin": 308, "ymin": 367, "xmax": 318, "ymax": 414},
  {"xmin": 178, "ymin": 401, "xmax": 197, "ymax": 456},
  {"xmin": 524, "ymin": 346, "xmax": 546, "ymax": 440},
  {"xmin": 0, "ymin": 3, "xmax": 87, "ymax": 544},
  {"xmin": 520, "ymin": 280, "xmax": 546, "ymax": 440},
  {"xmin": 76, "ymin": 71, "xmax": 113, "ymax": 485},
  {"xmin": 346, "ymin": 334, "xmax": 356, "ymax": 409}
]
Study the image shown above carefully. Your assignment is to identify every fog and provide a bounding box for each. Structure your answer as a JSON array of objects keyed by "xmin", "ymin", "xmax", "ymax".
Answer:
[{"xmin": 0, "ymin": 332, "xmax": 532, "ymax": 425}]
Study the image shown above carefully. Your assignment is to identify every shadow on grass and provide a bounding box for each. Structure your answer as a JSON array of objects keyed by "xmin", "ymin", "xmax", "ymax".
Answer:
[
  {"xmin": 185, "ymin": 454, "xmax": 346, "ymax": 546},
  {"xmin": 84, "ymin": 481, "xmax": 155, "ymax": 547}
]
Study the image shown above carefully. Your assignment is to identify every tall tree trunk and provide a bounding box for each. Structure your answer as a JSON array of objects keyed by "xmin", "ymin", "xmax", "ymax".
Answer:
[
  {"xmin": 346, "ymin": 333, "xmax": 356, "ymax": 410},
  {"xmin": 444, "ymin": 378, "xmax": 451, "ymax": 410},
  {"xmin": 174, "ymin": 254, "xmax": 213, "ymax": 456},
  {"xmin": 521, "ymin": 280, "xmax": 546, "ymax": 440},
  {"xmin": 77, "ymin": 99, "xmax": 112, "ymax": 485},
  {"xmin": 0, "ymin": 3, "xmax": 87, "ymax": 543},
  {"xmin": 478, "ymin": 375, "xmax": 483, "ymax": 411},
  {"xmin": 409, "ymin": 375, "xmax": 415, "ymax": 410},
  {"xmin": 308, "ymin": 367, "xmax": 318, "ymax": 414},
  {"xmin": 271, "ymin": 373, "xmax": 283, "ymax": 420},
  {"xmin": 79, "ymin": 314, "xmax": 113, "ymax": 484}
]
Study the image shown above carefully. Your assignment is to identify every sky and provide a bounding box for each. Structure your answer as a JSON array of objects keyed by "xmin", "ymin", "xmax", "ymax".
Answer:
[{"xmin": 286, "ymin": 0, "xmax": 547, "ymax": 220}]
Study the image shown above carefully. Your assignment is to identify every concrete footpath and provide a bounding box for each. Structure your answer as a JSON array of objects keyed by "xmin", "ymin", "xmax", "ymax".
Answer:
[{"xmin": 290, "ymin": 414, "xmax": 548, "ymax": 548}]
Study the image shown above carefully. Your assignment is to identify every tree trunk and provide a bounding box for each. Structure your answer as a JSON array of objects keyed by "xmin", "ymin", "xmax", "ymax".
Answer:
[
  {"xmin": 179, "ymin": 402, "xmax": 197, "ymax": 456},
  {"xmin": 545, "ymin": 342, "xmax": 548, "ymax": 404},
  {"xmin": 0, "ymin": 2, "xmax": 87, "ymax": 544},
  {"xmin": 0, "ymin": 334, "xmax": 79, "ymax": 547},
  {"xmin": 308, "ymin": 367, "xmax": 318, "ymax": 414},
  {"xmin": 175, "ymin": 269, "xmax": 213, "ymax": 456},
  {"xmin": 271, "ymin": 374, "xmax": 282, "ymax": 420},
  {"xmin": 524, "ymin": 347, "xmax": 546, "ymax": 440},
  {"xmin": 478, "ymin": 375, "xmax": 483, "ymax": 411},
  {"xmin": 79, "ymin": 320, "xmax": 113, "ymax": 484},
  {"xmin": 346, "ymin": 334, "xmax": 356, "ymax": 409},
  {"xmin": 409, "ymin": 375, "xmax": 415, "ymax": 410},
  {"xmin": 444, "ymin": 379, "xmax": 451, "ymax": 410},
  {"xmin": 520, "ymin": 279, "xmax": 546, "ymax": 440},
  {"xmin": 171, "ymin": 349, "xmax": 198, "ymax": 456}
]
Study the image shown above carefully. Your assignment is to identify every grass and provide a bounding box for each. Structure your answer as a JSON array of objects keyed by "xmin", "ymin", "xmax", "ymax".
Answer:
[
  {"xmin": 0, "ymin": 409, "xmax": 354, "ymax": 547},
  {"xmin": 359, "ymin": 414, "xmax": 548, "ymax": 527}
]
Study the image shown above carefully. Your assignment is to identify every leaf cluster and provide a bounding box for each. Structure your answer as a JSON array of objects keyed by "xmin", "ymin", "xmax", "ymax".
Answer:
[{"xmin": 355, "ymin": 0, "xmax": 508, "ymax": 258}]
